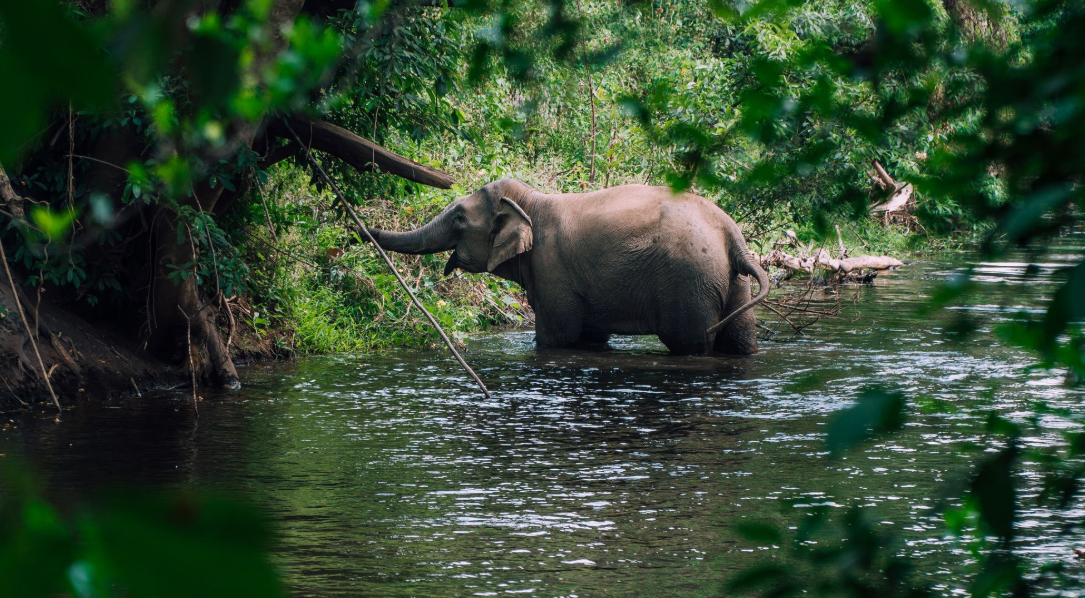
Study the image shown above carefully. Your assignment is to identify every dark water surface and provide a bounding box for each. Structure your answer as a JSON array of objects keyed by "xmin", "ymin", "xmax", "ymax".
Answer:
[{"xmin": 3, "ymin": 234, "xmax": 1084, "ymax": 597}]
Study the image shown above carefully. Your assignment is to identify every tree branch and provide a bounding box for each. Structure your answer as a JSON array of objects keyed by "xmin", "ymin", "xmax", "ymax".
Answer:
[
  {"xmin": 0, "ymin": 164, "xmax": 26, "ymax": 220},
  {"xmin": 269, "ymin": 115, "xmax": 454, "ymax": 189}
]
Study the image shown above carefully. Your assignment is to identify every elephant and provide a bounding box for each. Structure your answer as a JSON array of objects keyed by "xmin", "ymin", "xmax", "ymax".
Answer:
[{"xmin": 368, "ymin": 178, "xmax": 769, "ymax": 355}]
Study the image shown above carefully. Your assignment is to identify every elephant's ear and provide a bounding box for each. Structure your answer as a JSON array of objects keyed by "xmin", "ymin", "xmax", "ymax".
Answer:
[{"xmin": 487, "ymin": 197, "xmax": 533, "ymax": 271}]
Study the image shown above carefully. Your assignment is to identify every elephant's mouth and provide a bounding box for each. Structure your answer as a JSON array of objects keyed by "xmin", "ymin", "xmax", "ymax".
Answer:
[{"xmin": 443, "ymin": 251, "xmax": 459, "ymax": 276}]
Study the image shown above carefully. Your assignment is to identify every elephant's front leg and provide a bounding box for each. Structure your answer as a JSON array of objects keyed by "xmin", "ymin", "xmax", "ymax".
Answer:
[{"xmin": 532, "ymin": 294, "xmax": 586, "ymax": 348}]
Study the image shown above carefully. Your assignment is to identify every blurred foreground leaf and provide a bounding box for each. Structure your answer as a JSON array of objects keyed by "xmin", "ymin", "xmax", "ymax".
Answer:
[
  {"xmin": 0, "ymin": 463, "xmax": 281, "ymax": 598},
  {"xmin": 825, "ymin": 387, "xmax": 906, "ymax": 457}
]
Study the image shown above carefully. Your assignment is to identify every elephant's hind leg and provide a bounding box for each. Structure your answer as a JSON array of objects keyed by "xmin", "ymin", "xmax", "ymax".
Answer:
[
  {"xmin": 713, "ymin": 274, "xmax": 758, "ymax": 355},
  {"xmin": 657, "ymin": 300, "xmax": 715, "ymax": 355}
]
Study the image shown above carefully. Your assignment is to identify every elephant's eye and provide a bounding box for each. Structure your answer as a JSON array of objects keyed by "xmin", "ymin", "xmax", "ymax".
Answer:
[{"xmin": 451, "ymin": 211, "xmax": 467, "ymax": 228}]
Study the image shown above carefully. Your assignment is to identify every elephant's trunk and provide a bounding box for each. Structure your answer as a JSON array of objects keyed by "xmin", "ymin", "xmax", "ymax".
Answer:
[{"xmin": 369, "ymin": 209, "xmax": 455, "ymax": 255}]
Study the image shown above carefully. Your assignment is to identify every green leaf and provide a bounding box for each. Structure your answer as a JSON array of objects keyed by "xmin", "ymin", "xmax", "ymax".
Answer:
[
  {"xmin": 734, "ymin": 521, "xmax": 782, "ymax": 544},
  {"xmin": 0, "ymin": 0, "xmax": 118, "ymax": 163},
  {"xmin": 81, "ymin": 492, "xmax": 281, "ymax": 598},
  {"xmin": 970, "ymin": 446, "xmax": 1018, "ymax": 542},
  {"xmin": 29, "ymin": 206, "xmax": 77, "ymax": 241},
  {"xmin": 825, "ymin": 387, "xmax": 906, "ymax": 457}
]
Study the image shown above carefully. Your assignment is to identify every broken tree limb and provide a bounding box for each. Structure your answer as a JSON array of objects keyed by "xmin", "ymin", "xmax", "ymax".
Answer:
[
  {"xmin": 872, "ymin": 160, "xmax": 898, "ymax": 192},
  {"xmin": 270, "ymin": 115, "xmax": 454, "ymax": 189},
  {"xmin": 283, "ymin": 121, "xmax": 490, "ymax": 399},
  {"xmin": 871, "ymin": 183, "xmax": 914, "ymax": 213},
  {"xmin": 870, "ymin": 160, "xmax": 915, "ymax": 213}
]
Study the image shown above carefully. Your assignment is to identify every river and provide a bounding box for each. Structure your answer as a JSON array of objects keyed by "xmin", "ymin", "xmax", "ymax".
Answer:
[{"xmin": 3, "ymin": 233, "xmax": 1084, "ymax": 597}]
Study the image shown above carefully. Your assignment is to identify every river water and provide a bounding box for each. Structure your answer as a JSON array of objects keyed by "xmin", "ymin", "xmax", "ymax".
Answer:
[{"xmin": 3, "ymin": 233, "xmax": 1084, "ymax": 597}]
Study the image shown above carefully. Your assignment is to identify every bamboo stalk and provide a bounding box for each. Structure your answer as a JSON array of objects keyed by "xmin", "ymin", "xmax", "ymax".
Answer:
[{"xmin": 284, "ymin": 122, "xmax": 491, "ymax": 398}]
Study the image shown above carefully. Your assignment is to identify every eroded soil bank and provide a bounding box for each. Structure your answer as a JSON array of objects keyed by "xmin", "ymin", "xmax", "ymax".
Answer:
[{"xmin": 0, "ymin": 275, "xmax": 284, "ymax": 410}]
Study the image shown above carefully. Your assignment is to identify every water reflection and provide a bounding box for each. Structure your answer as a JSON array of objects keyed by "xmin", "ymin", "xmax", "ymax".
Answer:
[{"xmin": 2, "ymin": 235, "xmax": 1084, "ymax": 597}]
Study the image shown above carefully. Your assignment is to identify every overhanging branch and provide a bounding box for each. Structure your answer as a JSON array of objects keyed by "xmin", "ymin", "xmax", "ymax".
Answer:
[{"xmin": 269, "ymin": 115, "xmax": 454, "ymax": 189}]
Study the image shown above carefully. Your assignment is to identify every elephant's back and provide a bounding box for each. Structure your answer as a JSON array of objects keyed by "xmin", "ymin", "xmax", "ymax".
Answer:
[
  {"xmin": 552, "ymin": 187, "xmax": 734, "ymax": 332},
  {"xmin": 554, "ymin": 185, "xmax": 731, "ymax": 239}
]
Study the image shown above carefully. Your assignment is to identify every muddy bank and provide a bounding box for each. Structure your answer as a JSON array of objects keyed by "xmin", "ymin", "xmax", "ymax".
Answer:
[{"xmin": 0, "ymin": 276, "xmax": 281, "ymax": 411}]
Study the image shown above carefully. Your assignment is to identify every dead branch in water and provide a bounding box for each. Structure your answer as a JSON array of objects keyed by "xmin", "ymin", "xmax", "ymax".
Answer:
[
  {"xmin": 760, "ymin": 248, "xmax": 903, "ymax": 282},
  {"xmin": 752, "ymin": 227, "xmax": 896, "ymax": 337},
  {"xmin": 757, "ymin": 277, "xmax": 862, "ymax": 338}
]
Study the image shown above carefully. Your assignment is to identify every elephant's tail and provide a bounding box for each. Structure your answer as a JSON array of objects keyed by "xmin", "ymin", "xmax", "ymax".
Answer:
[{"xmin": 706, "ymin": 245, "xmax": 770, "ymax": 336}]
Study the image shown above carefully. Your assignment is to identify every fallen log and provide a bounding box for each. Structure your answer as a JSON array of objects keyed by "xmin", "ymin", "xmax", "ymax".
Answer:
[{"xmin": 760, "ymin": 248, "xmax": 903, "ymax": 280}]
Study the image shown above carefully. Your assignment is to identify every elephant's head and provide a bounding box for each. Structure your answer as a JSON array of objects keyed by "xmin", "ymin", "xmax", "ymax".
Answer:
[{"xmin": 369, "ymin": 181, "xmax": 534, "ymax": 275}]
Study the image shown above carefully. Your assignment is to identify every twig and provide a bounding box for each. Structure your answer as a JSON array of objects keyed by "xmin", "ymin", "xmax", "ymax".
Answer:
[
  {"xmin": 221, "ymin": 292, "xmax": 236, "ymax": 350},
  {"xmin": 255, "ymin": 183, "xmax": 279, "ymax": 243},
  {"xmin": 756, "ymin": 323, "xmax": 777, "ymax": 335},
  {"xmin": 284, "ymin": 121, "xmax": 491, "ymax": 398},
  {"xmin": 602, "ymin": 127, "xmax": 618, "ymax": 188},
  {"xmin": 34, "ymin": 243, "xmax": 48, "ymax": 342},
  {"xmin": 177, "ymin": 306, "xmax": 199, "ymax": 417},
  {"xmin": 0, "ymin": 239, "xmax": 61, "ymax": 414},
  {"xmin": 761, "ymin": 300, "xmax": 805, "ymax": 335},
  {"xmin": 845, "ymin": 223, "xmax": 868, "ymax": 250},
  {"xmin": 1, "ymin": 376, "xmax": 28, "ymax": 407},
  {"xmin": 575, "ymin": 0, "xmax": 598, "ymax": 184},
  {"xmin": 764, "ymin": 299, "xmax": 839, "ymax": 317},
  {"xmin": 67, "ymin": 153, "xmax": 132, "ymax": 174},
  {"xmin": 130, "ymin": 377, "xmax": 141, "ymax": 398},
  {"xmin": 67, "ymin": 104, "xmax": 74, "ymax": 211}
]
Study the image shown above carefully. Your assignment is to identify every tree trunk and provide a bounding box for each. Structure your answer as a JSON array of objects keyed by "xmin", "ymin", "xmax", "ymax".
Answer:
[{"xmin": 140, "ymin": 0, "xmax": 306, "ymax": 390}]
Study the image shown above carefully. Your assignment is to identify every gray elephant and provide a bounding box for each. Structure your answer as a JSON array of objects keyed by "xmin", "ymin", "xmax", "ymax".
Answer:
[{"xmin": 369, "ymin": 179, "xmax": 769, "ymax": 355}]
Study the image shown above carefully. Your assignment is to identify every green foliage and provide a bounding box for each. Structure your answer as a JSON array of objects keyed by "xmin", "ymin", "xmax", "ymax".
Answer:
[
  {"xmin": 2, "ymin": 1, "xmax": 1084, "ymax": 595},
  {"xmin": 0, "ymin": 1, "xmax": 117, "ymax": 164},
  {"xmin": 824, "ymin": 387, "xmax": 905, "ymax": 457},
  {"xmin": 231, "ymin": 165, "xmax": 528, "ymax": 354},
  {"xmin": 727, "ymin": 506, "xmax": 932, "ymax": 598},
  {"xmin": 0, "ymin": 463, "xmax": 281, "ymax": 598}
]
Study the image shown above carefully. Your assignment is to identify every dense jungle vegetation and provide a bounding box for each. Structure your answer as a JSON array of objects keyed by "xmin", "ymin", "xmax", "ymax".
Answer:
[
  {"xmin": 1, "ymin": 0, "xmax": 1053, "ymax": 380},
  {"xmin": 1, "ymin": 0, "xmax": 1084, "ymax": 596}
]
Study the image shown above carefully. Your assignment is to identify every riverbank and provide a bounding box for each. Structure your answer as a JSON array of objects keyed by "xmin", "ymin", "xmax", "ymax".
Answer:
[{"xmin": 0, "ymin": 178, "xmax": 964, "ymax": 413}]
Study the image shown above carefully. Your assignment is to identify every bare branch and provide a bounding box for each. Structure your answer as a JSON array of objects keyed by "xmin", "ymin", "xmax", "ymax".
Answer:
[{"xmin": 269, "ymin": 115, "xmax": 454, "ymax": 188}]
